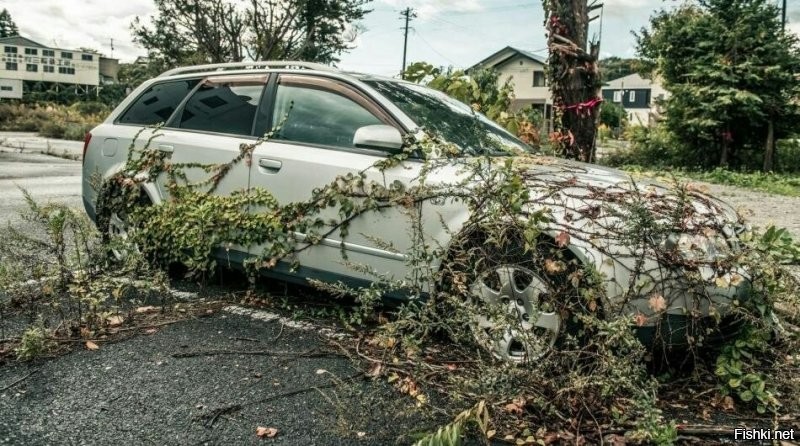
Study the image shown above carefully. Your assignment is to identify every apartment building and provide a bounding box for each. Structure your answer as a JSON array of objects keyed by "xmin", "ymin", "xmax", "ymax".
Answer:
[{"xmin": 0, "ymin": 35, "xmax": 117, "ymax": 99}]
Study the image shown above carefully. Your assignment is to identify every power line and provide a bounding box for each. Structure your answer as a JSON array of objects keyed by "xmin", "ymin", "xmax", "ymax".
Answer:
[
  {"xmin": 413, "ymin": 29, "xmax": 457, "ymax": 66},
  {"xmin": 400, "ymin": 7, "xmax": 417, "ymax": 79}
]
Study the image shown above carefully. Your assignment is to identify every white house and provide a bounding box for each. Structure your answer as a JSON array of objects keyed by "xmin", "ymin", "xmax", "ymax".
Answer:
[
  {"xmin": 0, "ymin": 35, "xmax": 118, "ymax": 99},
  {"xmin": 601, "ymin": 73, "xmax": 668, "ymax": 126},
  {"xmin": 468, "ymin": 46, "xmax": 551, "ymax": 116}
]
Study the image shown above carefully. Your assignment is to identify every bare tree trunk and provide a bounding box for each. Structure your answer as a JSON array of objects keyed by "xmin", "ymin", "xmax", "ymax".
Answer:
[
  {"xmin": 544, "ymin": 0, "xmax": 602, "ymax": 162},
  {"xmin": 763, "ymin": 119, "xmax": 775, "ymax": 172}
]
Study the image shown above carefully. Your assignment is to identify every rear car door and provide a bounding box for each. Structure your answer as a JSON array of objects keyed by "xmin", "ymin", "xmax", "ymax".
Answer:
[
  {"xmin": 156, "ymin": 74, "xmax": 270, "ymax": 198},
  {"xmin": 248, "ymin": 74, "xmax": 422, "ymax": 282}
]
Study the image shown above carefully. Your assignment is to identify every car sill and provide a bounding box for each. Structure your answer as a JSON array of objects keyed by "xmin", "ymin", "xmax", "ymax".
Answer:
[{"xmin": 291, "ymin": 232, "xmax": 406, "ymax": 261}]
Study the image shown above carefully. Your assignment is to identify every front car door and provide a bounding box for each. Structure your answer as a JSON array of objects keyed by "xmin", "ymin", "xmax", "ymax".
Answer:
[{"xmin": 247, "ymin": 73, "xmax": 423, "ymax": 284}]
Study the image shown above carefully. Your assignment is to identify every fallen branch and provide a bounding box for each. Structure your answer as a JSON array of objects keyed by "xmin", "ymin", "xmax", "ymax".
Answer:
[
  {"xmin": 195, "ymin": 371, "xmax": 364, "ymax": 428},
  {"xmin": 0, "ymin": 369, "xmax": 39, "ymax": 392}
]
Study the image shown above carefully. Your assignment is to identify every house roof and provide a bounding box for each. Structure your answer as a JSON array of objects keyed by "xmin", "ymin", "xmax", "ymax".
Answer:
[
  {"xmin": 602, "ymin": 73, "xmax": 655, "ymax": 90},
  {"xmin": 468, "ymin": 46, "xmax": 547, "ymax": 72},
  {"xmin": 0, "ymin": 35, "xmax": 48, "ymax": 49}
]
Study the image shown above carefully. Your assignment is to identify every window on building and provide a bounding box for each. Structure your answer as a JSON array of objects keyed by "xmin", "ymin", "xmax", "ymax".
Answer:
[
  {"xmin": 119, "ymin": 79, "xmax": 201, "ymax": 126},
  {"xmin": 532, "ymin": 70, "xmax": 546, "ymax": 87},
  {"xmin": 629, "ymin": 91, "xmax": 636, "ymax": 102},
  {"xmin": 43, "ymin": 65, "xmax": 54, "ymax": 73},
  {"xmin": 26, "ymin": 64, "xmax": 37, "ymax": 72},
  {"xmin": 3, "ymin": 46, "xmax": 17, "ymax": 54},
  {"xmin": 613, "ymin": 91, "xmax": 623, "ymax": 103},
  {"xmin": 178, "ymin": 81, "xmax": 266, "ymax": 136},
  {"xmin": 0, "ymin": 86, "xmax": 12, "ymax": 91},
  {"xmin": 60, "ymin": 51, "xmax": 72, "ymax": 59},
  {"xmin": 5, "ymin": 62, "xmax": 17, "ymax": 71},
  {"xmin": 81, "ymin": 54, "xmax": 93, "ymax": 61},
  {"xmin": 42, "ymin": 49, "xmax": 54, "ymax": 57},
  {"xmin": 58, "ymin": 66, "xmax": 75, "ymax": 74},
  {"xmin": 24, "ymin": 48, "xmax": 38, "ymax": 55}
]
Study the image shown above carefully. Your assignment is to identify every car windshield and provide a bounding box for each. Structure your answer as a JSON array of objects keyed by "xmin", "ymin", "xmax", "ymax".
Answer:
[{"xmin": 364, "ymin": 79, "xmax": 533, "ymax": 156}]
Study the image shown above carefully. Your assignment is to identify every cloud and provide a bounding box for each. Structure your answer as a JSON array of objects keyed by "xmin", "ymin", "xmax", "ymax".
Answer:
[
  {"xmin": 378, "ymin": 0, "xmax": 482, "ymax": 20},
  {"xmin": 4, "ymin": 0, "xmax": 153, "ymax": 62}
]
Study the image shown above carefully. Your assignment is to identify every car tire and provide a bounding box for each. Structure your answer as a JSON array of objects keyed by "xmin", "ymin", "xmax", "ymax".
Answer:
[{"xmin": 443, "ymin": 229, "xmax": 595, "ymax": 364}]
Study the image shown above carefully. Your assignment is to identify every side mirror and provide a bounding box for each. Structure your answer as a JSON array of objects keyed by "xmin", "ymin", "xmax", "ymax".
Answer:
[{"xmin": 353, "ymin": 125, "xmax": 403, "ymax": 151}]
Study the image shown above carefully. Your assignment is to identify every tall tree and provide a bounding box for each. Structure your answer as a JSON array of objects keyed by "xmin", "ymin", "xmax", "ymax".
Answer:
[
  {"xmin": 637, "ymin": 0, "xmax": 800, "ymax": 171},
  {"xmin": 0, "ymin": 9, "xmax": 19, "ymax": 38},
  {"xmin": 543, "ymin": 1, "xmax": 603, "ymax": 162},
  {"xmin": 598, "ymin": 57, "xmax": 640, "ymax": 82},
  {"xmin": 132, "ymin": 0, "xmax": 370, "ymax": 68}
]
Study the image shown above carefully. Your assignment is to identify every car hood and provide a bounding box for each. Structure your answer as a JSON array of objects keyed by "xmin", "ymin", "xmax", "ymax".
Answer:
[{"xmin": 506, "ymin": 155, "xmax": 742, "ymax": 230}]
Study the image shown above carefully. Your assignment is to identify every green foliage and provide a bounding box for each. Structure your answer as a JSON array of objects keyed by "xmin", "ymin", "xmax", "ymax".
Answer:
[
  {"xmin": 715, "ymin": 325, "xmax": 777, "ymax": 414},
  {"xmin": 598, "ymin": 57, "xmax": 641, "ymax": 82},
  {"xmin": 0, "ymin": 8, "xmax": 18, "ymax": 38},
  {"xmin": 688, "ymin": 168, "xmax": 800, "ymax": 197},
  {"xmin": 598, "ymin": 101, "xmax": 627, "ymax": 130},
  {"xmin": 0, "ymin": 189, "xmax": 171, "ymax": 361},
  {"xmin": 413, "ymin": 401, "xmax": 491, "ymax": 446},
  {"xmin": 0, "ymin": 102, "xmax": 107, "ymax": 141},
  {"xmin": 132, "ymin": 0, "xmax": 371, "ymax": 67},
  {"xmin": 636, "ymin": 0, "xmax": 800, "ymax": 171},
  {"xmin": 15, "ymin": 324, "xmax": 53, "ymax": 361}
]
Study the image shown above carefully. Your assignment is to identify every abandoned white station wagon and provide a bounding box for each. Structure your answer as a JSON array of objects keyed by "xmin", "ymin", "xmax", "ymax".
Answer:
[{"xmin": 82, "ymin": 61, "xmax": 752, "ymax": 362}]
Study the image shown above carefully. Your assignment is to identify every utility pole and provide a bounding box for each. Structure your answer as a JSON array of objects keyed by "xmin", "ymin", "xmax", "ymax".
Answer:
[
  {"xmin": 782, "ymin": 0, "xmax": 787, "ymax": 32},
  {"xmin": 400, "ymin": 7, "xmax": 416, "ymax": 79}
]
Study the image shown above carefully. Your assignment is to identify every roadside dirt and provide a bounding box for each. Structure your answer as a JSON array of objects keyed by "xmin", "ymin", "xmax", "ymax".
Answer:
[{"xmin": 700, "ymin": 182, "xmax": 800, "ymax": 238}]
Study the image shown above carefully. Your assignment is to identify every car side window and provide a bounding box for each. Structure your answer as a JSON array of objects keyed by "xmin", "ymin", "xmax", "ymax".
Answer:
[
  {"xmin": 177, "ymin": 81, "xmax": 266, "ymax": 136},
  {"xmin": 271, "ymin": 84, "xmax": 383, "ymax": 148},
  {"xmin": 118, "ymin": 79, "xmax": 200, "ymax": 126}
]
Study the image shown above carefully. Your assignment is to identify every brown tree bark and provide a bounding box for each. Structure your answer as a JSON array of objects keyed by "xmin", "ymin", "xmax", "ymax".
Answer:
[
  {"xmin": 544, "ymin": 1, "xmax": 602, "ymax": 162},
  {"xmin": 763, "ymin": 119, "xmax": 775, "ymax": 172}
]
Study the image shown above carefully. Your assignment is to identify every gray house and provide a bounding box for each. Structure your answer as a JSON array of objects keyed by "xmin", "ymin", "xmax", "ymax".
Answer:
[{"xmin": 601, "ymin": 73, "xmax": 668, "ymax": 125}]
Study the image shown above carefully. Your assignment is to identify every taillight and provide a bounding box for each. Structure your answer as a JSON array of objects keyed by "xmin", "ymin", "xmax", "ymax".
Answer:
[{"xmin": 82, "ymin": 132, "xmax": 92, "ymax": 164}]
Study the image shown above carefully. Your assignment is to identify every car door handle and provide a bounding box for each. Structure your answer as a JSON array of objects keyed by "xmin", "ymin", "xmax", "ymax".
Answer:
[
  {"xmin": 258, "ymin": 158, "xmax": 282, "ymax": 173},
  {"xmin": 157, "ymin": 144, "xmax": 174, "ymax": 153}
]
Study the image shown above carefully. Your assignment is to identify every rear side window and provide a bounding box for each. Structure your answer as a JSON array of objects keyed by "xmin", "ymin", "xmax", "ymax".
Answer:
[
  {"xmin": 118, "ymin": 79, "xmax": 200, "ymax": 126},
  {"xmin": 271, "ymin": 84, "xmax": 382, "ymax": 148},
  {"xmin": 177, "ymin": 82, "xmax": 265, "ymax": 136}
]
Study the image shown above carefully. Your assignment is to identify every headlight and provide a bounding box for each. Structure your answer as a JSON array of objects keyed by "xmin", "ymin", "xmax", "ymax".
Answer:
[{"xmin": 660, "ymin": 232, "xmax": 732, "ymax": 262}]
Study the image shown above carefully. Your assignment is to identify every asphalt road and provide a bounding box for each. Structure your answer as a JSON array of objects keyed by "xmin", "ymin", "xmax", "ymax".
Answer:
[
  {"xmin": 0, "ymin": 308, "xmax": 436, "ymax": 445},
  {"xmin": 0, "ymin": 151, "xmax": 82, "ymax": 226}
]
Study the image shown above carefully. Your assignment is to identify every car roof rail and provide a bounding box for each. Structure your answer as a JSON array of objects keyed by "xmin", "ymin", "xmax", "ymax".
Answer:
[{"xmin": 158, "ymin": 61, "xmax": 337, "ymax": 78}]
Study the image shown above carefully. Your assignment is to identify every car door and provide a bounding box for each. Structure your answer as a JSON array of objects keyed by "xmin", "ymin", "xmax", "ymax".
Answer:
[
  {"xmin": 155, "ymin": 74, "xmax": 270, "ymax": 198},
  {"xmin": 247, "ymin": 73, "xmax": 423, "ymax": 283}
]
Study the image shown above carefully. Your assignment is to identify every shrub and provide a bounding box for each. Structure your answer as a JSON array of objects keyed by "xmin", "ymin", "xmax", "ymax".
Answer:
[{"xmin": 0, "ymin": 103, "xmax": 103, "ymax": 141}]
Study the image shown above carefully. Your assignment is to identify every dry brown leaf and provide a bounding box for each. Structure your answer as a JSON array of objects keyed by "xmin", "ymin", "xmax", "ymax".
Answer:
[
  {"xmin": 106, "ymin": 315, "xmax": 124, "ymax": 327},
  {"xmin": 634, "ymin": 313, "xmax": 648, "ymax": 327},
  {"xmin": 648, "ymin": 294, "xmax": 667, "ymax": 313},
  {"xmin": 144, "ymin": 328, "xmax": 159, "ymax": 335},
  {"xmin": 85, "ymin": 341, "xmax": 100, "ymax": 350},
  {"xmin": 555, "ymin": 231, "xmax": 571, "ymax": 248},
  {"xmin": 366, "ymin": 363, "xmax": 383, "ymax": 378},
  {"xmin": 544, "ymin": 259, "xmax": 566, "ymax": 274},
  {"xmin": 255, "ymin": 426, "xmax": 278, "ymax": 438},
  {"xmin": 135, "ymin": 306, "xmax": 158, "ymax": 314}
]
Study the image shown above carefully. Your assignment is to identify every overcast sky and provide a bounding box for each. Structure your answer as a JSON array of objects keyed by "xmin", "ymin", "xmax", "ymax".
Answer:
[{"xmin": 3, "ymin": 0, "xmax": 797, "ymax": 76}]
